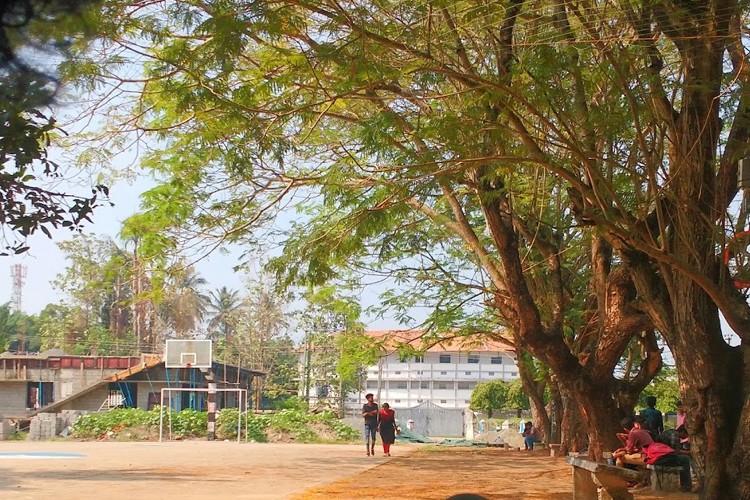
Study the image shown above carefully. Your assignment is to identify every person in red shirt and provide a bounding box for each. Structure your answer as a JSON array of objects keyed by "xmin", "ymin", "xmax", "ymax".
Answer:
[
  {"xmin": 613, "ymin": 416, "xmax": 653, "ymax": 467},
  {"xmin": 642, "ymin": 441, "xmax": 693, "ymax": 492},
  {"xmin": 377, "ymin": 402, "xmax": 398, "ymax": 457}
]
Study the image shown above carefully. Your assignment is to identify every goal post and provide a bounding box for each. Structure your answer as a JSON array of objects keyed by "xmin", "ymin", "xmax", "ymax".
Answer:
[{"xmin": 159, "ymin": 387, "xmax": 248, "ymax": 443}]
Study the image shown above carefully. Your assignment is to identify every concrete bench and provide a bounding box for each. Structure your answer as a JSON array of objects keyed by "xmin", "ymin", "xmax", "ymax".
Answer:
[
  {"xmin": 566, "ymin": 456, "xmax": 644, "ymax": 500},
  {"xmin": 532, "ymin": 441, "xmax": 547, "ymax": 450},
  {"xmin": 647, "ymin": 464, "xmax": 683, "ymax": 492},
  {"xmin": 549, "ymin": 443, "xmax": 562, "ymax": 457}
]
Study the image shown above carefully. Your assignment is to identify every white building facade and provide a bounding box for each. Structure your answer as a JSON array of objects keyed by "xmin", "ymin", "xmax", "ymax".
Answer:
[{"xmin": 344, "ymin": 332, "xmax": 519, "ymax": 411}]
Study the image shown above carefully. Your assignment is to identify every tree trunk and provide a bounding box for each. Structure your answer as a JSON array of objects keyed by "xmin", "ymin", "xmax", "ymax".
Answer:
[
  {"xmin": 669, "ymin": 305, "xmax": 744, "ymax": 499},
  {"xmin": 728, "ymin": 381, "xmax": 750, "ymax": 500},
  {"xmin": 557, "ymin": 382, "xmax": 587, "ymax": 455},
  {"xmin": 548, "ymin": 378, "xmax": 564, "ymax": 444},
  {"xmin": 517, "ymin": 351, "xmax": 551, "ymax": 441},
  {"xmin": 562, "ymin": 374, "xmax": 623, "ymax": 459}
]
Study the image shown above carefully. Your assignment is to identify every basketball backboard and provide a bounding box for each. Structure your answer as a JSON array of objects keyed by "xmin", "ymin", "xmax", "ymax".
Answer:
[{"xmin": 165, "ymin": 339, "xmax": 212, "ymax": 368}]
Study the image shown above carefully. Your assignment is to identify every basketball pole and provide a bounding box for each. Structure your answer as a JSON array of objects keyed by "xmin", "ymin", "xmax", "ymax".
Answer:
[{"xmin": 203, "ymin": 367, "xmax": 217, "ymax": 441}]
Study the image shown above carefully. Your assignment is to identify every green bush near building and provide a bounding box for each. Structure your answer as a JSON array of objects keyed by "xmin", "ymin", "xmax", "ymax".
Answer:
[{"xmin": 71, "ymin": 407, "xmax": 359, "ymax": 443}]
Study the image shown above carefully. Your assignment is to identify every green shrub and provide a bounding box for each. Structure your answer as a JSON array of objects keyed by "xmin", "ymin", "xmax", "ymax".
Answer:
[
  {"xmin": 216, "ymin": 408, "xmax": 268, "ymax": 442},
  {"xmin": 71, "ymin": 407, "xmax": 357, "ymax": 443},
  {"xmin": 266, "ymin": 409, "xmax": 317, "ymax": 442},
  {"xmin": 309, "ymin": 412, "xmax": 359, "ymax": 441},
  {"xmin": 72, "ymin": 408, "xmax": 157, "ymax": 439}
]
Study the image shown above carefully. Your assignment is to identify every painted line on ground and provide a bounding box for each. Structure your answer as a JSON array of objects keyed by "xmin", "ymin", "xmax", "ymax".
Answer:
[{"xmin": 0, "ymin": 452, "xmax": 87, "ymax": 459}]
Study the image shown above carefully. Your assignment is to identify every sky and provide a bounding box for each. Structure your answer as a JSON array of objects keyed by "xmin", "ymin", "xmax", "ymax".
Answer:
[{"xmin": 0, "ymin": 162, "xmax": 405, "ymax": 331}]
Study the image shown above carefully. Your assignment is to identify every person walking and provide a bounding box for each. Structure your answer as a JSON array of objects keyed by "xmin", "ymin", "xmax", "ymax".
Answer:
[
  {"xmin": 362, "ymin": 393, "xmax": 378, "ymax": 456},
  {"xmin": 378, "ymin": 402, "xmax": 398, "ymax": 457}
]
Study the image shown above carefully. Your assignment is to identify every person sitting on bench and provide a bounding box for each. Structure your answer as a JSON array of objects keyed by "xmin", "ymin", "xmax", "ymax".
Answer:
[
  {"xmin": 522, "ymin": 421, "xmax": 541, "ymax": 450},
  {"xmin": 642, "ymin": 441, "xmax": 693, "ymax": 492},
  {"xmin": 613, "ymin": 415, "xmax": 653, "ymax": 468}
]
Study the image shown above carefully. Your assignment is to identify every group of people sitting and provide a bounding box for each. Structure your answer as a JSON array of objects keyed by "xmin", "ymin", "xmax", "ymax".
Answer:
[{"xmin": 612, "ymin": 396, "xmax": 694, "ymax": 492}]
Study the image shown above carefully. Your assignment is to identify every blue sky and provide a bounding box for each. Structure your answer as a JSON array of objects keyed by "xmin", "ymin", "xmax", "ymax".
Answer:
[{"xmin": 0, "ymin": 168, "xmax": 405, "ymax": 331}]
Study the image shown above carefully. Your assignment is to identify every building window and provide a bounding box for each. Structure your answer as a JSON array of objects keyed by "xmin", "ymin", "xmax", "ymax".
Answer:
[
  {"xmin": 465, "ymin": 400, "xmax": 471, "ymax": 404},
  {"xmin": 439, "ymin": 354, "xmax": 451, "ymax": 363},
  {"xmin": 467, "ymin": 354, "xmax": 479, "ymax": 364},
  {"xmin": 437, "ymin": 382, "xmax": 449, "ymax": 390},
  {"xmin": 488, "ymin": 372, "xmax": 495, "ymax": 376},
  {"xmin": 395, "ymin": 399, "xmax": 401, "ymax": 403},
  {"xmin": 366, "ymin": 381, "xmax": 378, "ymax": 389},
  {"xmin": 27, "ymin": 382, "xmax": 54, "ymax": 409},
  {"xmin": 414, "ymin": 355, "xmax": 424, "ymax": 363},
  {"xmin": 395, "ymin": 371, "xmax": 401, "ymax": 375},
  {"xmin": 440, "ymin": 371, "xmax": 448, "ymax": 375},
  {"xmin": 440, "ymin": 400, "xmax": 447, "ymax": 404},
  {"xmin": 465, "ymin": 371, "xmax": 472, "ymax": 375},
  {"xmin": 457, "ymin": 382, "xmax": 471, "ymax": 390},
  {"xmin": 396, "ymin": 382, "xmax": 408, "ymax": 389},
  {"xmin": 417, "ymin": 399, "xmax": 424, "ymax": 403},
  {"xmin": 420, "ymin": 381, "xmax": 430, "ymax": 389},
  {"xmin": 490, "ymin": 356, "xmax": 503, "ymax": 364},
  {"xmin": 416, "ymin": 370, "xmax": 423, "ymax": 375}
]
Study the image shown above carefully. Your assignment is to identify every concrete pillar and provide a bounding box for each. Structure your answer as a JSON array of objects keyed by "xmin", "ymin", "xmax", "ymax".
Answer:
[{"xmin": 572, "ymin": 467, "xmax": 598, "ymax": 500}]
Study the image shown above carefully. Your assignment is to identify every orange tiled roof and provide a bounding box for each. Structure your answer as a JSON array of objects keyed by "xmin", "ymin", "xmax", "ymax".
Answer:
[{"xmin": 364, "ymin": 329, "xmax": 514, "ymax": 355}]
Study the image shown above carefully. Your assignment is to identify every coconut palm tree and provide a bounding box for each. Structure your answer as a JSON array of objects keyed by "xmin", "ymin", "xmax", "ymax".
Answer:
[
  {"xmin": 0, "ymin": 303, "xmax": 18, "ymax": 352},
  {"xmin": 206, "ymin": 286, "xmax": 243, "ymax": 342},
  {"xmin": 160, "ymin": 266, "xmax": 209, "ymax": 338}
]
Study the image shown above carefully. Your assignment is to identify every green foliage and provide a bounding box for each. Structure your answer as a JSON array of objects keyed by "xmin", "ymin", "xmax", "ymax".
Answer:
[
  {"xmin": 71, "ymin": 407, "xmax": 161, "ymax": 438},
  {"xmin": 6, "ymin": 431, "xmax": 28, "ymax": 441},
  {"xmin": 506, "ymin": 378, "xmax": 531, "ymax": 411},
  {"xmin": 167, "ymin": 408, "xmax": 208, "ymax": 438},
  {"xmin": 308, "ymin": 412, "xmax": 360, "ymax": 441},
  {"xmin": 0, "ymin": 0, "xmax": 108, "ymax": 255},
  {"xmin": 0, "ymin": 303, "xmax": 19, "ymax": 352},
  {"xmin": 637, "ymin": 366, "xmax": 681, "ymax": 414},
  {"xmin": 267, "ymin": 396, "xmax": 308, "ymax": 412},
  {"xmin": 72, "ymin": 407, "xmax": 358, "ymax": 443},
  {"xmin": 216, "ymin": 408, "xmax": 269, "ymax": 442},
  {"xmin": 470, "ymin": 380, "xmax": 510, "ymax": 417}
]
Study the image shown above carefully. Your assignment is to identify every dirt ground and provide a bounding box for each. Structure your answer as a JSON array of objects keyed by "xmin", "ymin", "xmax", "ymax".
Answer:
[
  {"xmin": 0, "ymin": 441, "xmax": 699, "ymax": 500},
  {"xmin": 294, "ymin": 447, "xmax": 699, "ymax": 500}
]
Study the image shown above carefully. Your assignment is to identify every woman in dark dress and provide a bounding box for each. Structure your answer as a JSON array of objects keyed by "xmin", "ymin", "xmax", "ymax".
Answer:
[{"xmin": 378, "ymin": 402, "xmax": 398, "ymax": 456}]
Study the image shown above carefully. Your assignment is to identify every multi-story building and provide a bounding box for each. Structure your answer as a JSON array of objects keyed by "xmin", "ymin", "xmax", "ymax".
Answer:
[
  {"xmin": 300, "ymin": 329, "xmax": 519, "ymax": 411},
  {"xmin": 349, "ymin": 330, "xmax": 518, "ymax": 410}
]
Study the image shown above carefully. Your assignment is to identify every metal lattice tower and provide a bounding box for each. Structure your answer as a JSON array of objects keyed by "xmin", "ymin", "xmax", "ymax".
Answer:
[{"xmin": 10, "ymin": 264, "xmax": 27, "ymax": 313}]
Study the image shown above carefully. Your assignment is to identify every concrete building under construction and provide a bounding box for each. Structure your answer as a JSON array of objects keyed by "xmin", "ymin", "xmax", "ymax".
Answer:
[{"xmin": 0, "ymin": 350, "xmax": 265, "ymax": 421}]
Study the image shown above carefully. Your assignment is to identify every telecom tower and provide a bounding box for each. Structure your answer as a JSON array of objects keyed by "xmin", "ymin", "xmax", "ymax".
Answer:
[{"xmin": 10, "ymin": 263, "xmax": 27, "ymax": 313}]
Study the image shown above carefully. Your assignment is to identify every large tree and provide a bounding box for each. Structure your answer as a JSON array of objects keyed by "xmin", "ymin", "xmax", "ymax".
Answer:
[{"xmin": 66, "ymin": 1, "xmax": 750, "ymax": 497}]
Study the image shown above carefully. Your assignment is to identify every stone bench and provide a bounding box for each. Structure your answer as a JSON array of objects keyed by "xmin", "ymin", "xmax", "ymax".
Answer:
[
  {"xmin": 647, "ymin": 464, "xmax": 683, "ymax": 492},
  {"xmin": 566, "ymin": 456, "xmax": 644, "ymax": 500},
  {"xmin": 549, "ymin": 443, "xmax": 562, "ymax": 457},
  {"xmin": 532, "ymin": 441, "xmax": 547, "ymax": 450}
]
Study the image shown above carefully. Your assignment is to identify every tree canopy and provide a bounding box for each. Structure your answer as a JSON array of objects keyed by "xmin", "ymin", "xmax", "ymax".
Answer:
[
  {"xmin": 0, "ymin": 0, "xmax": 108, "ymax": 255},
  {"xmin": 63, "ymin": 1, "xmax": 750, "ymax": 496}
]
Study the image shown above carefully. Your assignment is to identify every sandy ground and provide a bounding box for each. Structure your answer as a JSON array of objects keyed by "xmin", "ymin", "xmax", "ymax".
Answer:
[
  {"xmin": 0, "ymin": 441, "xmax": 699, "ymax": 500},
  {"xmin": 294, "ymin": 446, "xmax": 699, "ymax": 500},
  {"xmin": 0, "ymin": 440, "xmax": 399, "ymax": 500}
]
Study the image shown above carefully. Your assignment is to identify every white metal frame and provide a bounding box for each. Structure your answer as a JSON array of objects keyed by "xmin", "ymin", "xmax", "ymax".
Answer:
[{"xmin": 159, "ymin": 387, "xmax": 248, "ymax": 443}]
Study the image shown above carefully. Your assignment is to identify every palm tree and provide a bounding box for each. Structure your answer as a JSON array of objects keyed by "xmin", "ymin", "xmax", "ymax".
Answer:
[
  {"xmin": 160, "ymin": 266, "xmax": 209, "ymax": 338},
  {"xmin": 0, "ymin": 303, "xmax": 18, "ymax": 352},
  {"xmin": 206, "ymin": 286, "xmax": 243, "ymax": 342}
]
